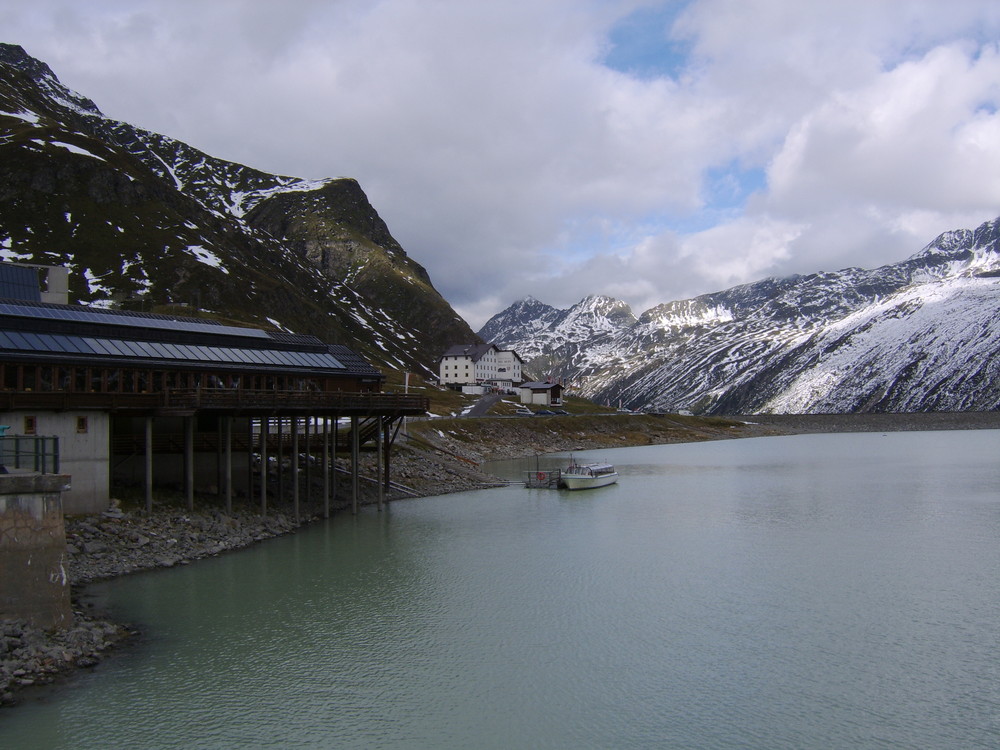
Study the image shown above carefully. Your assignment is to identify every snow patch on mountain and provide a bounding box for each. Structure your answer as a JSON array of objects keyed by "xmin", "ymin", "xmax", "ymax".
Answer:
[{"xmin": 480, "ymin": 218, "xmax": 1000, "ymax": 414}]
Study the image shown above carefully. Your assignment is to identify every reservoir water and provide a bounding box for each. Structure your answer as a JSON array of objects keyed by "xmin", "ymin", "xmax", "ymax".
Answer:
[{"xmin": 3, "ymin": 430, "xmax": 1000, "ymax": 748}]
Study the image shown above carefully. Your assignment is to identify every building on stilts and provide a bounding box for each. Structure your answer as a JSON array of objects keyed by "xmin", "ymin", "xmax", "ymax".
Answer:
[{"xmin": 0, "ymin": 262, "xmax": 428, "ymax": 519}]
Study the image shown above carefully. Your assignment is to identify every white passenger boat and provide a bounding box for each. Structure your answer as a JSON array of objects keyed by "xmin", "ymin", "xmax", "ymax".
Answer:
[{"xmin": 560, "ymin": 460, "xmax": 618, "ymax": 490}]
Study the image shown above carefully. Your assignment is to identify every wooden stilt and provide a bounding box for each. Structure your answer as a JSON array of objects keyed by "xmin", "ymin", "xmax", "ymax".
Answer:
[
  {"xmin": 145, "ymin": 416, "xmax": 153, "ymax": 515},
  {"xmin": 216, "ymin": 419, "xmax": 224, "ymax": 500},
  {"xmin": 185, "ymin": 415, "xmax": 194, "ymax": 511},
  {"xmin": 322, "ymin": 417, "xmax": 330, "ymax": 519},
  {"xmin": 305, "ymin": 417, "xmax": 312, "ymax": 497},
  {"xmin": 292, "ymin": 416, "xmax": 300, "ymax": 523},
  {"xmin": 259, "ymin": 417, "xmax": 268, "ymax": 515},
  {"xmin": 351, "ymin": 415, "xmax": 360, "ymax": 514},
  {"xmin": 224, "ymin": 416, "xmax": 233, "ymax": 514},
  {"xmin": 376, "ymin": 416, "xmax": 384, "ymax": 511},
  {"xmin": 277, "ymin": 418, "xmax": 284, "ymax": 502},
  {"xmin": 246, "ymin": 419, "xmax": 253, "ymax": 507},
  {"xmin": 383, "ymin": 417, "xmax": 393, "ymax": 497},
  {"xmin": 332, "ymin": 417, "xmax": 338, "ymax": 510}
]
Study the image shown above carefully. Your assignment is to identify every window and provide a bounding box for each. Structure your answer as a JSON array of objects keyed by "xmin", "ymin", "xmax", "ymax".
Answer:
[
  {"xmin": 24, "ymin": 416, "xmax": 36, "ymax": 435},
  {"xmin": 76, "ymin": 416, "xmax": 89, "ymax": 434}
]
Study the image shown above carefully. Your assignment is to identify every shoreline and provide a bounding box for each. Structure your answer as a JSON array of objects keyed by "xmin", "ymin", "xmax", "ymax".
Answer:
[{"xmin": 3, "ymin": 410, "xmax": 999, "ymax": 706}]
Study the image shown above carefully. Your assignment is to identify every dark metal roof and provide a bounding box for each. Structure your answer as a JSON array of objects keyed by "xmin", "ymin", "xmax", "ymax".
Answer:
[
  {"xmin": 440, "ymin": 343, "xmax": 496, "ymax": 361},
  {"xmin": 0, "ymin": 329, "xmax": 345, "ymax": 370},
  {"xmin": 326, "ymin": 344, "xmax": 382, "ymax": 378},
  {"xmin": 0, "ymin": 299, "xmax": 268, "ymax": 339},
  {"xmin": 0, "ymin": 299, "xmax": 382, "ymax": 378}
]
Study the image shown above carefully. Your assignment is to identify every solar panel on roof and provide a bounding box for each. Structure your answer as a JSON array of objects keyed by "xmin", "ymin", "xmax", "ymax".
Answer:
[
  {"xmin": 0, "ymin": 265, "xmax": 42, "ymax": 301},
  {"xmin": 0, "ymin": 328, "xmax": 346, "ymax": 370},
  {"xmin": 0, "ymin": 301, "xmax": 270, "ymax": 339}
]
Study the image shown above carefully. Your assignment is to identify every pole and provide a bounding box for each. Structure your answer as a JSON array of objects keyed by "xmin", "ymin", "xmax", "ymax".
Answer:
[
  {"xmin": 376, "ymin": 416, "xmax": 384, "ymax": 511},
  {"xmin": 322, "ymin": 417, "xmax": 330, "ymax": 519},
  {"xmin": 224, "ymin": 416, "xmax": 233, "ymax": 514},
  {"xmin": 292, "ymin": 416, "xmax": 300, "ymax": 524},
  {"xmin": 351, "ymin": 415, "xmax": 359, "ymax": 514},
  {"xmin": 145, "ymin": 416, "xmax": 153, "ymax": 514},
  {"xmin": 185, "ymin": 416, "xmax": 194, "ymax": 511},
  {"xmin": 259, "ymin": 417, "xmax": 268, "ymax": 515}
]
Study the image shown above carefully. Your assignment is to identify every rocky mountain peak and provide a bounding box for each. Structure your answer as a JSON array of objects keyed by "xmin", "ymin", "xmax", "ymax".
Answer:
[
  {"xmin": 0, "ymin": 43, "xmax": 474, "ymax": 373},
  {"xmin": 481, "ymin": 216, "xmax": 1000, "ymax": 414},
  {"xmin": 0, "ymin": 43, "xmax": 100, "ymax": 115}
]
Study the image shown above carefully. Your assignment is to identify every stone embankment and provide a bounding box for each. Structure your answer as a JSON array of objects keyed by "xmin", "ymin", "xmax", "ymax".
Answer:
[{"xmin": 4, "ymin": 410, "xmax": 999, "ymax": 706}]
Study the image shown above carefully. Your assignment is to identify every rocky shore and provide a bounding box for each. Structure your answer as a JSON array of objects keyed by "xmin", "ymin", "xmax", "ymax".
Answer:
[
  {"xmin": 4, "ymin": 410, "xmax": 999, "ymax": 706},
  {"xmin": 0, "ymin": 444, "xmax": 510, "ymax": 706}
]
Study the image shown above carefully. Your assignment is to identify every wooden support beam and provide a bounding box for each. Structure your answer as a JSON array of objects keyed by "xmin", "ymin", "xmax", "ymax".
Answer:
[
  {"xmin": 292, "ymin": 416, "xmax": 300, "ymax": 524},
  {"xmin": 332, "ymin": 417, "xmax": 338, "ymax": 512},
  {"xmin": 351, "ymin": 415, "xmax": 360, "ymax": 514},
  {"xmin": 377, "ymin": 416, "xmax": 384, "ymax": 511},
  {"xmin": 185, "ymin": 416, "xmax": 194, "ymax": 511},
  {"xmin": 224, "ymin": 416, "xmax": 233, "ymax": 514},
  {"xmin": 322, "ymin": 417, "xmax": 330, "ymax": 519},
  {"xmin": 305, "ymin": 417, "xmax": 312, "ymax": 494},
  {"xmin": 145, "ymin": 416, "xmax": 153, "ymax": 515},
  {"xmin": 259, "ymin": 417, "xmax": 268, "ymax": 516}
]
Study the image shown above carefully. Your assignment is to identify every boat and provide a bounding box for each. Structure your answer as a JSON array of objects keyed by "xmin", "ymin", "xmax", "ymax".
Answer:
[{"xmin": 559, "ymin": 460, "xmax": 618, "ymax": 490}]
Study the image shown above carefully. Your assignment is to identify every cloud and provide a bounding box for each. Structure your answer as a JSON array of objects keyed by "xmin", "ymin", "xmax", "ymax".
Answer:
[{"xmin": 4, "ymin": 0, "xmax": 1000, "ymax": 330}]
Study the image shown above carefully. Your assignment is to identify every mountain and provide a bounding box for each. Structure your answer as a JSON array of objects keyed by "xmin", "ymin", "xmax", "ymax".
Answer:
[
  {"xmin": 0, "ymin": 43, "xmax": 475, "ymax": 374},
  {"xmin": 480, "ymin": 220, "xmax": 1000, "ymax": 414}
]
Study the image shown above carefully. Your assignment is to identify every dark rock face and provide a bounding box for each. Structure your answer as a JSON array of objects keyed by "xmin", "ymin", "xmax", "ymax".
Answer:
[{"xmin": 0, "ymin": 43, "xmax": 474, "ymax": 374}]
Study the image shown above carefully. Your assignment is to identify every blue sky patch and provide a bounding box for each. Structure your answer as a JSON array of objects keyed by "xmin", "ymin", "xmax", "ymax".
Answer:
[{"xmin": 603, "ymin": 2, "xmax": 694, "ymax": 80}]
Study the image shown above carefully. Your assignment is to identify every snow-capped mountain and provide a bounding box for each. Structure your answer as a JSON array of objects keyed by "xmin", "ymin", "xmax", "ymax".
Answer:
[
  {"xmin": 480, "ymin": 220, "xmax": 1000, "ymax": 414},
  {"xmin": 0, "ymin": 43, "xmax": 474, "ymax": 373}
]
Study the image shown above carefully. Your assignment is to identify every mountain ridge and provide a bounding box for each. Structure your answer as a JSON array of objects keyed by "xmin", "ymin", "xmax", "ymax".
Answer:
[
  {"xmin": 480, "ymin": 220, "xmax": 1000, "ymax": 414},
  {"xmin": 0, "ymin": 43, "xmax": 474, "ymax": 374}
]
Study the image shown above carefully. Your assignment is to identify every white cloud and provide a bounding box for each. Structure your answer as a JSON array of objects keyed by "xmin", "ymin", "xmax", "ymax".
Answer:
[{"xmin": 4, "ymin": 0, "xmax": 1000, "ymax": 330}]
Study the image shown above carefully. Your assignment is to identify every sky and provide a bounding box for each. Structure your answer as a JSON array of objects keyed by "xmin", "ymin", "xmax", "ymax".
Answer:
[{"xmin": 4, "ymin": 0, "xmax": 1000, "ymax": 329}]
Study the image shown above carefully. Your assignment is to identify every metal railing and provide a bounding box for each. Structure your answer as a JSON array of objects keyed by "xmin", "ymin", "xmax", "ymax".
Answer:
[{"xmin": 0, "ymin": 434, "xmax": 60, "ymax": 474}]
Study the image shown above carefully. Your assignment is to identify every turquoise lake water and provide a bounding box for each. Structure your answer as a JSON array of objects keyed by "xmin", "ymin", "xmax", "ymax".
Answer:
[{"xmin": 2, "ymin": 430, "xmax": 999, "ymax": 748}]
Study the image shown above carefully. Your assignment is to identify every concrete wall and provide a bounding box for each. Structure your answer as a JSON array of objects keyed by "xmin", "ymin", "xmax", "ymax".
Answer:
[
  {"xmin": 520, "ymin": 390, "xmax": 550, "ymax": 406},
  {"xmin": 0, "ymin": 474, "xmax": 72, "ymax": 629},
  {"xmin": 0, "ymin": 410, "xmax": 110, "ymax": 515}
]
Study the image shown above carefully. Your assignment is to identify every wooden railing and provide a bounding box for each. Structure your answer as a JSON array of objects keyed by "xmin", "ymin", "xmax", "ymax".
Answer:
[
  {"xmin": 0, "ymin": 389, "xmax": 429, "ymax": 416},
  {"xmin": 162, "ymin": 389, "xmax": 429, "ymax": 415}
]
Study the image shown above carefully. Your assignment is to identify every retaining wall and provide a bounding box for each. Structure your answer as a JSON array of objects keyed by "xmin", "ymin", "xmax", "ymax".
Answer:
[{"xmin": 0, "ymin": 474, "xmax": 73, "ymax": 629}]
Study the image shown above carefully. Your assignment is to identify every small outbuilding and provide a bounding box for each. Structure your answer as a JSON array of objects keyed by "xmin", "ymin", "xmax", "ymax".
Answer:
[{"xmin": 518, "ymin": 381, "xmax": 563, "ymax": 407}]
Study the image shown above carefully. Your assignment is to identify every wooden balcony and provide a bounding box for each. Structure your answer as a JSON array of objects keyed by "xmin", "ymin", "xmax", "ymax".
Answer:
[{"xmin": 0, "ymin": 389, "xmax": 429, "ymax": 417}]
